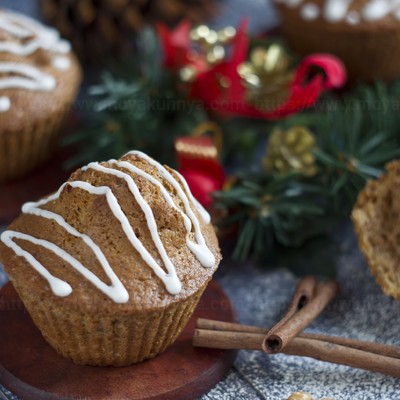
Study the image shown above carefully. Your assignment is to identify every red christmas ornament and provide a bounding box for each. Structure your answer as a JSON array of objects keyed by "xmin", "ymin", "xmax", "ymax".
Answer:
[{"xmin": 175, "ymin": 131, "xmax": 225, "ymax": 208}]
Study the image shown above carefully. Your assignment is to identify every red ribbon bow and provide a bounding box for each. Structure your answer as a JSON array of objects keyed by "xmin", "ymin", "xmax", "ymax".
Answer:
[{"xmin": 158, "ymin": 20, "xmax": 347, "ymax": 119}]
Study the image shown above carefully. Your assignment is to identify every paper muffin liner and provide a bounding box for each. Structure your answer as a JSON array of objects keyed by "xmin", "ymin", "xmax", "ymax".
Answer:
[
  {"xmin": 15, "ymin": 282, "xmax": 207, "ymax": 366},
  {"xmin": 0, "ymin": 105, "xmax": 71, "ymax": 183}
]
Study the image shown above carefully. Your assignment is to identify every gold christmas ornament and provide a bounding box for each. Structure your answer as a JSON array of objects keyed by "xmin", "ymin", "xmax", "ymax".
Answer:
[
  {"xmin": 204, "ymin": 29, "xmax": 219, "ymax": 46},
  {"xmin": 178, "ymin": 24, "xmax": 237, "ymax": 80},
  {"xmin": 190, "ymin": 24, "xmax": 211, "ymax": 42},
  {"xmin": 190, "ymin": 25, "xmax": 237, "ymax": 49},
  {"xmin": 217, "ymin": 26, "xmax": 236, "ymax": 44},
  {"xmin": 179, "ymin": 65, "xmax": 198, "ymax": 82},
  {"xmin": 263, "ymin": 126, "xmax": 317, "ymax": 177},
  {"xmin": 206, "ymin": 45, "xmax": 225, "ymax": 65},
  {"xmin": 237, "ymin": 43, "xmax": 294, "ymax": 111}
]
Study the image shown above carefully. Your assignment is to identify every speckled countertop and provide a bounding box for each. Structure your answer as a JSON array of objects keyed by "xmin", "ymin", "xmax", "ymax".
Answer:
[{"xmin": 203, "ymin": 223, "xmax": 400, "ymax": 400}]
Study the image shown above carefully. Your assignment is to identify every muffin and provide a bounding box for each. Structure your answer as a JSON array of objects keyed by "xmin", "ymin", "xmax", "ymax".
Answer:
[
  {"xmin": 0, "ymin": 9, "xmax": 81, "ymax": 182},
  {"xmin": 352, "ymin": 160, "xmax": 400, "ymax": 300},
  {"xmin": 0, "ymin": 150, "xmax": 221, "ymax": 366},
  {"xmin": 274, "ymin": 0, "xmax": 400, "ymax": 81}
]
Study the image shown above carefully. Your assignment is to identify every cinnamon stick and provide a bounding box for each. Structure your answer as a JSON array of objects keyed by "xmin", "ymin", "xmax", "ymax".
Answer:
[
  {"xmin": 193, "ymin": 328, "xmax": 400, "ymax": 378},
  {"xmin": 194, "ymin": 275, "xmax": 400, "ymax": 377},
  {"xmin": 268, "ymin": 275, "xmax": 318, "ymax": 333},
  {"xmin": 196, "ymin": 318, "xmax": 400, "ymax": 359},
  {"xmin": 300, "ymin": 333, "xmax": 400, "ymax": 360},
  {"xmin": 263, "ymin": 279, "xmax": 339, "ymax": 354},
  {"xmin": 284, "ymin": 337, "xmax": 400, "ymax": 378},
  {"xmin": 193, "ymin": 328, "xmax": 262, "ymax": 350},
  {"xmin": 197, "ymin": 318, "xmax": 267, "ymax": 334}
]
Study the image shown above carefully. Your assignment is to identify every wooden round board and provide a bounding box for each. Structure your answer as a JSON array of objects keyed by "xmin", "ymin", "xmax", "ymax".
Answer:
[{"xmin": 0, "ymin": 280, "xmax": 236, "ymax": 400}]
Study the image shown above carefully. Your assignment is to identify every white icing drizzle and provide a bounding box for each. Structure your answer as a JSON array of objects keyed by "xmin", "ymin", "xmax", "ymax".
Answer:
[
  {"xmin": 347, "ymin": 10, "xmax": 361, "ymax": 24},
  {"xmin": 1, "ymin": 231, "xmax": 73, "ymax": 297},
  {"xmin": 52, "ymin": 56, "xmax": 71, "ymax": 71},
  {"xmin": 0, "ymin": 10, "xmax": 72, "ymax": 112},
  {"xmin": 0, "ymin": 95, "xmax": 10, "ymax": 112},
  {"xmin": 276, "ymin": 0, "xmax": 400, "ymax": 24},
  {"xmin": 173, "ymin": 169, "xmax": 212, "ymax": 225},
  {"xmin": 0, "ymin": 11, "xmax": 71, "ymax": 55},
  {"xmin": 362, "ymin": 0, "xmax": 400, "ymax": 20},
  {"xmin": 324, "ymin": 0, "xmax": 352, "ymax": 22},
  {"xmin": 125, "ymin": 151, "xmax": 215, "ymax": 267},
  {"xmin": 125, "ymin": 151, "xmax": 211, "ymax": 225},
  {"xmin": 109, "ymin": 157, "xmax": 214, "ymax": 265},
  {"xmin": 1, "ymin": 153, "xmax": 216, "ymax": 302},
  {"xmin": 0, "ymin": 15, "xmax": 32, "ymax": 38},
  {"xmin": 301, "ymin": 3, "xmax": 320, "ymax": 20},
  {"xmin": 2, "ymin": 182, "xmax": 129, "ymax": 303},
  {"xmin": 0, "ymin": 62, "xmax": 56, "ymax": 91},
  {"xmin": 82, "ymin": 162, "xmax": 182, "ymax": 295}
]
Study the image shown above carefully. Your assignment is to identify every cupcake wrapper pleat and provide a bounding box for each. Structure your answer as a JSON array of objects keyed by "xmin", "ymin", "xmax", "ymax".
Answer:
[
  {"xmin": 18, "ymin": 284, "xmax": 206, "ymax": 366},
  {"xmin": 0, "ymin": 109, "xmax": 69, "ymax": 183}
]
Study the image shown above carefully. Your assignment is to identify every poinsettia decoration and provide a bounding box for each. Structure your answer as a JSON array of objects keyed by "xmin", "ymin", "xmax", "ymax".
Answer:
[{"xmin": 157, "ymin": 20, "xmax": 347, "ymax": 119}]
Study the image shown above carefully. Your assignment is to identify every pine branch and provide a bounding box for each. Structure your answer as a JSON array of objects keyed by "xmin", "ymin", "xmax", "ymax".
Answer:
[
  {"xmin": 314, "ymin": 83, "xmax": 400, "ymax": 206},
  {"xmin": 214, "ymin": 171, "xmax": 330, "ymax": 261},
  {"xmin": 216, "ymin": 81, "xmax": 400, "ymax": 263},
  {"xmin": 62, "ymin": 29, "xmax": 208, "ymax": 168}
]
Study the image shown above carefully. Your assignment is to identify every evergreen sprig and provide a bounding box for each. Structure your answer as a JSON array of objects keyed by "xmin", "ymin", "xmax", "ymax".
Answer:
[
  {"xmin": 63, "ymin": 28, "xmax": 208, "ymax": 169},
  {"xmin": 215, "ymin": 172, "xmax": 329, "ymax": 261},
  {"xmin": 311, "ymin": 81, "xmax": 400, "ymax": 209},
  {"xmin": 215, "ymin": 81, "xmax": 400, "ymax": 261}
]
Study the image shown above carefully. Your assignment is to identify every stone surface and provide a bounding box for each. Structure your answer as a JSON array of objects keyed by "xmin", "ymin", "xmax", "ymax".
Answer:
[{"xmin": 205, "ymin": 223, "xmax": 400, "ymax": 400}]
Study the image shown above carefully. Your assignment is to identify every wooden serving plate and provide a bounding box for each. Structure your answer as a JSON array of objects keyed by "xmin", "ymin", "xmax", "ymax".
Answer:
[{"xmin": 0, "ymin": 280, "xmax": 236, "ymax": 400}]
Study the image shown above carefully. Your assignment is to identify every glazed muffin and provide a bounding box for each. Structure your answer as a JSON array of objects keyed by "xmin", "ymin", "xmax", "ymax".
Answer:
[
  {"xmin": 274, "ymin": 0, "xmax": 400, "ymax": 81},
  {"xmin": 0, "ymin": 9, "xmax": 81, "ymax": 182},
  {"xmin": 352, "ymin": 160, "xmax": 400, "ymax": 300},
  {"xmin": 0, "ymin": 150, "xmax": 221, "ymax": 366}
]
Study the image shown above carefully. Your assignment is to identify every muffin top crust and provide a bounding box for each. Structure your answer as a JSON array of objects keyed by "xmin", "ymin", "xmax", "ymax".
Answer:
[
  {"xmin": 0, "ymin": 9, "xmax": 81, "ymax": 130},
  {"xmin": 0, "ymin": 151, "xmax": 221, "ymax": 312}
]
